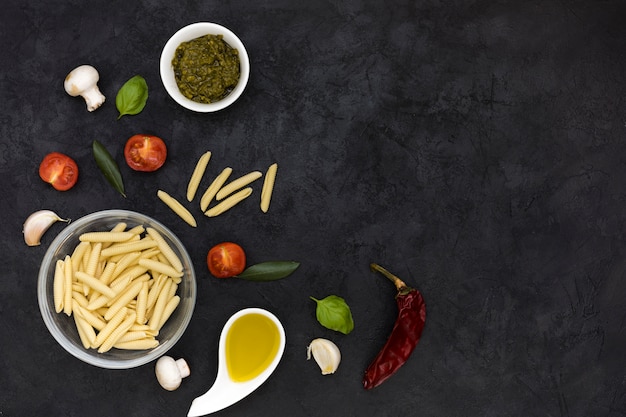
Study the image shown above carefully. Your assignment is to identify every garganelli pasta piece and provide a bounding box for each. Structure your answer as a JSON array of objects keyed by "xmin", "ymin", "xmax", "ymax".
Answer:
[
  {"xmin": 156, "ymin": 253, "xmax": 170, "ymax": 267},
  {"xmin": 111, "ymin": 252, "xmax": 141, "ymax": 280},
  {"xmin": 129, "ymin": 323, "xmax": 159, "ymax": 336},
  {"xmin": 149, "ymin": 279, "xmax": 173, "ymax": 331},
  {"xmin": 200, "ymin": 167, "xmax": 233, "ymax": 211},
  {"xmin": 260, "ymin": 162, "xmax": 278, "ymax": 213},
  {"xmin": 74, "ymin": 312, "xmax": 92, "ymax": 349},
  {"xmin": 146, "ymin": 274, "xmax": 167, "ymax": 312},
  {"xmin": 187, "ymin": 150, "xmax": 212, "ymax": 202},
  {"xmin": 75, "ymin": 271, "xmax": 117, "ymax": 299},
  {"xmin": 98, "ymin": 261, "xmax": 117, "ymax": 286},
  {"xmin": 53, "ymin": 259, "xmax": 65, "ymax": 313},
  {"xmin": 87, "ymin": 276, "xmax": 131, "ymax": 310},
  {"xmin": 111, "ymin": 222, "xmax": 128, "ymax": 231},
  {"xmin": 127, "ymin": 225, "xmax": 145, "ymax": 235},
  {"xmin": 81, "ymin": 244, "xmax": 92, "ymax": 272},
  {"xmin": 76, "ymin": 305, "xmax": 106, "ymax": 331},
  {"xmin": 71, "ymin": 241, "xmax": 90, "ymax": 274},
  {"xmin": 98, "ymin": 311, "xmax": 136, "ymax": 353},
  {"xmin": 85, "ymin": 242, "xmax": 102, "ymax": 278},
  {"xmin": 104, "ymin": 280, "xmax": 144, "ymax": 321},
  {"xmin": 157, "ymin": 189, "xmax": 197, "ymax": 227},
  {"xmin": 146, "ymin": 227, "xmax": 183, "ymax": 272},
  {"xmin": 107, "ymin": 274, "xmax": 150, "ymax": 307},
  {"xmin": 168, "ymin": 281, "xmax": 179, "ymax": 299},
  {"xmin": 215, "ymin": 170, "xmax": 262, "ymax": 200},
  {"xmin": 102, "ymin": 223, "xmax": 127, "ymax": 249},
  {"xmin": 73, "ymin": 302, "xmax": 97, "ymax": 345},
  {"xmin": 157, "ymin": 295, "xmax": 180, "ymax": 331},
  {"xmin": 86, "ymin": 295, "xmax": 110, "ymax": 312},
  {"xmin": 116, "ymin": 330, "xmax": 149, "ymax": 344},
  {"xmin": 93, "ymin": 306, "xmax": 128, "ymax": 348},
  {"xmin": 109, "ymin": 265, "xmax": 148, "ymax": 289},
  {"xmin": 135, "ymin": 281, "xmax": 149, "ymax": 325},
  {"xmin": 72, "ymin": 291, "xmax": 89, "ymax": 308},
  {"xmin": 100, "ymin": 238, "xmax": 158, "ymax": 258},
  {"xmin": 79, "ymin": 231, "xmax": 135, "ymax": 243},
  {"xmin": 139, "ymin": 258, "xmax": 183, "ymax": 278},
  {"xmin": 205, "ymin": 187, "xmax": 253, "ymax": 217},
  {"xmin": 63, "ymin": 255, "xmax": 73, "ymax": 316},
  {"xmin": 141, "ymin": 248, "xmax": 162, "ymax": 261},
  {"xmin": 114, "ymin": 338, "xmax": 159, "ymax": 350}
]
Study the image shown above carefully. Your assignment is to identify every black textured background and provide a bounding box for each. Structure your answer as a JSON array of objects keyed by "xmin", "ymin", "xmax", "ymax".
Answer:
[{"xmin": 2, "ymin": 0, "xmax": 626, "ymax": 416}]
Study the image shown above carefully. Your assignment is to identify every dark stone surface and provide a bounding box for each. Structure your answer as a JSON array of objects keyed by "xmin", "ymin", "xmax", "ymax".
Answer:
[{"xmin": 2, "ymin": 0, "xmax": 626, "ymax": 416}]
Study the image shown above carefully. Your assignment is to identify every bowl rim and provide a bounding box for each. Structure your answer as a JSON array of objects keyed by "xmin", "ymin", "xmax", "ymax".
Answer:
[
  {"xmin": 37, "ymin": 209, "xmax": 197, "ymax": 369},
  {"xmin": 159, "ymin": 21, "xmax": 250, "ymax": 113}
]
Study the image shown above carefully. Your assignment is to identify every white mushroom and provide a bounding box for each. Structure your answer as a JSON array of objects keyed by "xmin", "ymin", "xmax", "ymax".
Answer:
[
  {"xmin": 64, "ymin": 65, "xmax": 106, "ymax": 111},
  {"xmin": 155, "ymin": 356, "xmax": 190, "ymax": 391}
]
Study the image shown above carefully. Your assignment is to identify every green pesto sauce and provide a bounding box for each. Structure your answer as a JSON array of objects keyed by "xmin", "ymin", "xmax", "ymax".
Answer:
[{"xmin": 172, "ymin": 34, "xmax": 241, "ymax": 104}]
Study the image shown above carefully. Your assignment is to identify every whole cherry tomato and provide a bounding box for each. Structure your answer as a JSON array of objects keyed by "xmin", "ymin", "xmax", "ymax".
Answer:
[
  {"xmin": 39, "ymin": 152, "xmax": 79, "ymax": 191},
  {"xmin": 207, "ymin": 242, "xmax": 246, "ymax": 278},
  {"xmin": 124, "ymin": 134, "xmax": 167, "ymax": 172}
]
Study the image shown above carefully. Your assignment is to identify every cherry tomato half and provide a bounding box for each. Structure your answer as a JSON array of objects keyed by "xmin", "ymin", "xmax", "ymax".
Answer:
[
  {"xmin": 39, "ymin": 152, "xmax": 79, "ymax": 191},
  {"xmin": 207, "ymin": 242, "xmax": 246, "ymax": 278},
  {"xmin": 124, "ymin": 134, "xmax": 167, "ymax": 172}
]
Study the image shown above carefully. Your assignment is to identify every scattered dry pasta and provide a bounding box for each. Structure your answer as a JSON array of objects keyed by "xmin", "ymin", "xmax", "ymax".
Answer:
[
  {"xmin": 205, "ymin": 187, "xmax": 253, "ymax": 217},
  {"xmin": 200, "ymin": 167, "xmax": 233, "ymax": 211},
  {"xmin": 176, "ymin": 152, "xmax": 281, "ymax": 220},
  {"xmin": 260, "ymin": 163, "xmax": 278, "ymax": 213},
  {"xmin": 52, "ymin": 223, "xmax": 186, "ymax": 353},
  {"xmin": 187, "ymin": 150, "xmax": 212, "ymax": 202},
  {"xmin": 215, "ymin": 170, "xmax": 262, "ymax": 200},
  {"xmin": 157, "ymin": 189, "xmax": 197, "ymax": 227}
]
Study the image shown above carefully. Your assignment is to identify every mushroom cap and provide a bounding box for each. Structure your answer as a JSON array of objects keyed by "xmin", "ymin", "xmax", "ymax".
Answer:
[
  {"xmin": 64, "ymin": 65, "xmax": 100, "ymax": 96},
  {"xmin": 155, "ymin": 356, "xmax": 190, "ymax": 391}
]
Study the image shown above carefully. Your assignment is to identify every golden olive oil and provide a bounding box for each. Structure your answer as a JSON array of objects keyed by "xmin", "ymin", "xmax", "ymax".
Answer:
[{"xmin": 225, "ymin": 313, "xmax": 280, "ymax": 382}]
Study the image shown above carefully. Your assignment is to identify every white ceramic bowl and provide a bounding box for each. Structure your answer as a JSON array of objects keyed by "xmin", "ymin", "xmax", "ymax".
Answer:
[
  {"xmin": 160, "ymin": 22, "xmax": 250, "ymax": 112},
  {"xmin": 37, "ymin": 210, "xmax": 196, "ymax": 369}
]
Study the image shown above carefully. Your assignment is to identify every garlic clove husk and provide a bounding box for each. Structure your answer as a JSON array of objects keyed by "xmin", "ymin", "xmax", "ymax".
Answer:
[
  {"xmin": 307, "ymin": 338, "xmax": 341, "ymax": 375},
  {"xmin": 23, "ymin": 210, "xmax": 70, "ymax": 246}
]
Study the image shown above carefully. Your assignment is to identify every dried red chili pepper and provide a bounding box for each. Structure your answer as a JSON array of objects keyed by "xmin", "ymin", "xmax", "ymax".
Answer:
[{"xmin": 363, "ymin": 263, "xmax": 426, "ymax": 389}]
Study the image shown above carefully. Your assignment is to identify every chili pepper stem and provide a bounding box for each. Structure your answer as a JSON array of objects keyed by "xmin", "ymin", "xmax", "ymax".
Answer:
[{"xmin": 370, "ymin": 263, "xmax": 413, "ymax": 295}]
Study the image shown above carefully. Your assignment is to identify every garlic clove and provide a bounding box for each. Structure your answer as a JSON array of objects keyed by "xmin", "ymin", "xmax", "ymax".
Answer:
[
  {"xmin": 307, "ymin": 338, "xmax": 341, "ymax": 375},
  {"xmin": 23, "ymin": 210, "xmax": 70, "ymax": 246}
]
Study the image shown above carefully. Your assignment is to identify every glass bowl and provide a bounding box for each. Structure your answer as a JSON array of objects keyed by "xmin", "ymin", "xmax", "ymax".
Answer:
[
  {"xmin": 37, "ymin": 209, "xmax": 196, "ymax": 369},
  {"xmin": 160, "ymin": 22, "xmax": 250, "ymax": 112}
]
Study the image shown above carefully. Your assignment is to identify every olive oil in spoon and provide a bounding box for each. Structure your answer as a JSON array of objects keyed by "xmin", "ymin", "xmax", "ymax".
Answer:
[{"xmin": 187, "ymin": 308, "xmax": 285, "ymax": 416}]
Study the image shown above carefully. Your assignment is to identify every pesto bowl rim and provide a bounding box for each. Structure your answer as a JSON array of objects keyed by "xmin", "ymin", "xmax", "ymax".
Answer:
[{"xmin": 160, "ymin": 22, "xmax": 250, "ymax": 112}]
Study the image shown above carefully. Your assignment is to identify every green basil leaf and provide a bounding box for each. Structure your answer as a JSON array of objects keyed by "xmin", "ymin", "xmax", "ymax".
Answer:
[
  {"xmin": 92, "ymin": 140, "xmax": 126, "ymax": 197},
  {"xmin": 115, "ymin": 75, "xmax": 148, "ymax": 119},
  {"xmin": 310, "ymin": 295, "xmax": 354, "ymax": 334},
  {"xmin": 236, "ymin": 261, "xmax": 300, "ymax": 282}
]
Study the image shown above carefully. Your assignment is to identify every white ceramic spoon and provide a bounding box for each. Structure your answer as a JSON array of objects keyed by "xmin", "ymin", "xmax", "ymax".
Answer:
[{"xmin": 187, "ymin": 308, "xmax": 286, "ymax": 417}]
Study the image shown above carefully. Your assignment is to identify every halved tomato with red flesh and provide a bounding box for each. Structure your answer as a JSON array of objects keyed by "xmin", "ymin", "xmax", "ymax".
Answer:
[
  {"xmin": 39, "ymin": 152, "xmax": 79, "ymax": 191},
  {"xmin": 124, "ymin": 134, "xmax": 167, "ymax": 172},
  {"xmin": 207, "ymin": 242, "xmax": 246, "ymax": 278}
]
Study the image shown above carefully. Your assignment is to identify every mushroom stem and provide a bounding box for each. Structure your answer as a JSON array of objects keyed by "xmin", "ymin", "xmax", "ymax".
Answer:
[
  {"xmin": 175, "ymin": 358, "xmax": 191, "ymax": 379},
  {"xmin": 81, "ymin": 85, "xmax": 106, "ymax": 112}
]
